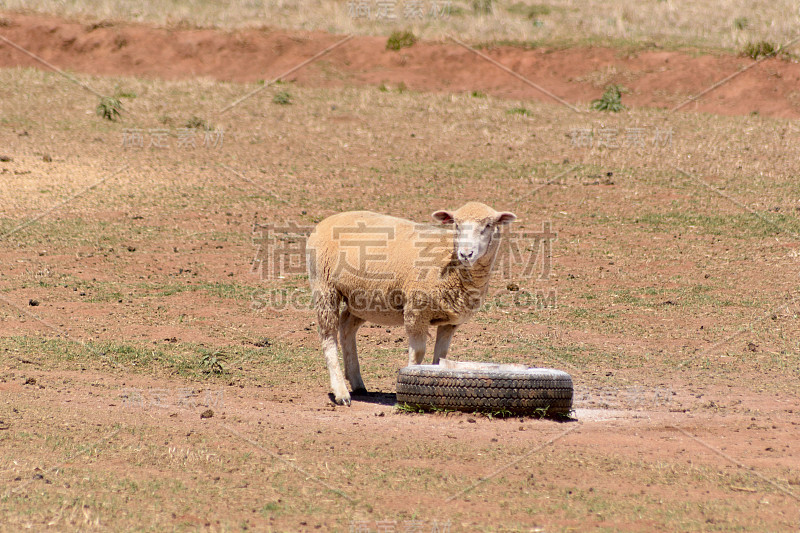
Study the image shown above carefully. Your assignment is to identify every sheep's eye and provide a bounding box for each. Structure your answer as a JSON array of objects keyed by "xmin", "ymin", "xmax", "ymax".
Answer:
[{"xmin": 481, "ymin": 225, "xmax": 492, "ymax": 234}]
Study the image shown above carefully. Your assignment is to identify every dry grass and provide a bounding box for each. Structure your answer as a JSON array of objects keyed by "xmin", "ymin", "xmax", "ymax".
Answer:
[
  {"xmin": 6, "ymin": 0, "xmax": 800, "ymax": 51},
  {"xmin": 1, "ymin": 58, "xmax": 800, "ymax": 530}
]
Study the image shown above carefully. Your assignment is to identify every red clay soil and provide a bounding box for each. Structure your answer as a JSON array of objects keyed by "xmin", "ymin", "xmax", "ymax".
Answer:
[{"xmin": 1, "ymin": 11, "xmax": 800, "ymax": 118}]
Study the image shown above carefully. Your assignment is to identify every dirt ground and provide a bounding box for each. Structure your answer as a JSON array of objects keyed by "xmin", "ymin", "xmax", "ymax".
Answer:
[{"xmin": 1, "ymin": 9, "xmax": 800, "ymax": 533}]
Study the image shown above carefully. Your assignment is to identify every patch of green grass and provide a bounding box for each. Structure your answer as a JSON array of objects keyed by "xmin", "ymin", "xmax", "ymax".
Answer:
[
  {"xmin": 472, "ymin": 0, "xmax": 493, "ymax": 14},
  {"xmin": 474, "ymin": 39, "xmax": 541, "ymax": 50},
  {"xmin": 200, "ymin": 350, "xmax": 226, "ymax": 374},
  {"xmin": 386, "ymin": 30, "xmax": 416, "ymax": 51},
  {"xmin": 506, "ymin": 106, "xmax": 532, "ymax": 116},
  {"xmin": 506, "ymin": 2, "xmax": 551, "ymax": 19},
  {"xmin": 590, "ymin": 84, "xmax": 626, "ymax": 112},
  {"xmin": 632, "ymin": 211, "xmax": 800, "ymax": 238},
  {"xmin": 259, "ymin": 501, "xmax": 282, "ymax": 517},
  {"xmin": 0, "ymin": 336, "xmax": 319, "ymax": 383},
  {"xmin": 470, "ymin": 90, "xmax": 487, "ymax": 98},
  {"xmin": 395, "ymin": 403, "xmax": 428, "ymax": 414},
  {"xmin": 96, "ymin": 96, "xmax": 122, "ymax": 121},
  {"xmin": 272, "ymin": 90, "xmax": 292, "ymax": 105},
  {"xmin": 114, "ymin": 86, "xmax": 137, "ymax": 99},
  {"xmin": 741, "ymin": 40, "xmax": 776, "ymax": 59}
]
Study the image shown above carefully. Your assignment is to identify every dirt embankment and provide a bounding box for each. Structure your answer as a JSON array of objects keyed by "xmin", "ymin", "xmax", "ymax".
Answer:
[{"xmin": 1, "ymin": 11, "xmax": 799, "ymax": 118}]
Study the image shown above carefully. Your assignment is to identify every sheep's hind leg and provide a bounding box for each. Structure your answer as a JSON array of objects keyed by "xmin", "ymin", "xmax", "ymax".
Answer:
[
  {"xmin": 315, "ymin": 288, "xmax": 350, "ymax": 405},
  {"xmin": 339, "ymin": 307, "xmax": 367, "ymax": 394},
  {"xmin": 432, "ymin": 324, "xmax": 456, "ymax": 365}
]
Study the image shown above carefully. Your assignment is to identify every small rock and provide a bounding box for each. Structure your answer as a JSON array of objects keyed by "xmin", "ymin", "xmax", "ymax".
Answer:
[
  {"xmin": 42, "ymin": 154, "xmax": 52, "ymax": 162},
  {"xmin": 28, "ymin": 299, "xmax": 39, "ymax": 306},
  {"xmin": 24, "ymin": 377, "xmax": 36, "ymax": 385},
  {"xmin": 0, "ymin": 155, "xmax": 11, "ymax": 162},
  {"xmin": 200, "ymin": 409, "xmax": 214, "ymax": 419},
  {"xmin": 506, "ymin": 283, "xmax": 519, "ymax": 292},
  {"xmin": 253, "ymin": 338, "xmax": 272, "ymax": 348},
  {"xmin": 747, "ymin": 342, "xmax": 758, "ymax": 352},
  {"xmin": 467, "ymin": 418, "xmax": 476, "ymax": 424},
  {"xmin": 126, "ymin": 246, "xmax": 136, "ymax": 252}
]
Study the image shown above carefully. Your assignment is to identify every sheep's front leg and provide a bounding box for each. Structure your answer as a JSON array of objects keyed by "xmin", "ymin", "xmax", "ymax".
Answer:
[
  {"xmin": 404, "ymin": 309, "xmax": 428, "ymax": 365},
  {"xmin": 407, "ymin": 330, "xmax": 427, "ymax": 365},
  {"xmin": 433, "ymin": 324, "xmax": 456, "ymax": 365},
  {"xmin": 339, "ymin": 307, "xmax": 366, "ymax": 394},
  {"xmin": 322, "ymin": 334, "xmax": 349, "ymax": 405}
]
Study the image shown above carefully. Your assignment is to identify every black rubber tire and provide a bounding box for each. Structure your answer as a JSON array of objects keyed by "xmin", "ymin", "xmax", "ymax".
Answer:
[{"xmin": 396, "ymin": 364, "xmax": 573, "ymax": 415}]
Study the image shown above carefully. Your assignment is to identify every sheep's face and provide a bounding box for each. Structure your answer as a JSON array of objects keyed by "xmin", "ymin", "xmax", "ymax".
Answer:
[{"xmin": 432, "ymin": 203, "xmax": 516, "ymax": 268}]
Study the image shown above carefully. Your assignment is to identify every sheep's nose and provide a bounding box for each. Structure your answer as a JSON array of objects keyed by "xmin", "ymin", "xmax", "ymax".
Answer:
[{"xmin": 459, "ymin": 250, "xmax": 474, "ymax": 261}]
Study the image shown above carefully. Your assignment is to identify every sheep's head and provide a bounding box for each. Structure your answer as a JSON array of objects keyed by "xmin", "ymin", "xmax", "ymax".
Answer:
[{"xmin": 432, "ymin": 202, "xmax": 516, "ymax": 267}]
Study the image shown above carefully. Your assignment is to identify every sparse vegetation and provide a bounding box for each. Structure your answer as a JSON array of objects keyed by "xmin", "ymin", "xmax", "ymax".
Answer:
[
  {"xmin": 506, "ymin": 2, "xmax": 551, "ymax": 19},
  {"xmin": 6, "ymin": 0, "xmax": 800, "ymax": 52},
  {"xmin": 507, "ymin": 106, "xmax": 532, "ymax": 116},
  {"xmin": 114, "ymin": 86, "xmax": 137, "ymax": 99},
  {"xmin": 472, "ymin": 0, "xmax": 493, "ymax": 14},
  {"xmin": 184, "ymin": 115, "xmax": 209, "ymax": 129},
  {"xmin": 741, "ymin": 40, "xmax": 777, "ymax": 59},
  {"xmin": 272, "ymin": 90, "xmax": 292, "ymax": 105},
  {"xmin": 96, "ymin": 96, "xmax": 122, "ymax": 121},
  {"xmin": 200, "ymin": 350, "xmax": 227, "ymax": 374},
  {"xmin": 590, "ymin": 84, "xmax": 626, "ymax": 112},
  {"xmin": 386, "ymin": 30, "xmax": 416, "ymax": 51}
]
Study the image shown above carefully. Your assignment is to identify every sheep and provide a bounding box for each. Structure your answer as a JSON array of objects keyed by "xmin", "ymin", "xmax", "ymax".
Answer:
[{"xmin": 306, "ymin": 202, "xmax": 516, "ymax": 406}]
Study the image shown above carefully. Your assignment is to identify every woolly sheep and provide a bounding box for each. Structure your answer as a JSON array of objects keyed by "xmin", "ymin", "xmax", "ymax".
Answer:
[{"xmin": 307, "ymin": 202, "xmax": 516, "ymax": 406}]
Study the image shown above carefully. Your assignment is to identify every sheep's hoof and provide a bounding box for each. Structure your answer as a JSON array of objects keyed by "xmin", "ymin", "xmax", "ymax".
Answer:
[
  {"xmin": 351, "ymin": 387, "xmax": 368, "ymax": 396},
  {"xmin": 329, "ymin": 392, "xmax": 352, "ymax": 406}
]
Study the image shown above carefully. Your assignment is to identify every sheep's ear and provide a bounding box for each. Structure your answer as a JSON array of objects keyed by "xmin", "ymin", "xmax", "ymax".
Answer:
[
  {"xmin": 432, "ymin": 210, "xmax": 455, "ymax": 224},
  {"xmin": 494, "ymin": 212, "xmax": 516, "ymax": 225}
]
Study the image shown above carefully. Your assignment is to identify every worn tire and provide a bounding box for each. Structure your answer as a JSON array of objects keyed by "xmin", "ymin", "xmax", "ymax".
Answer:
[{"xmin": 396, "ymin": 363, "xmax": 573, "ymax": 415}]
